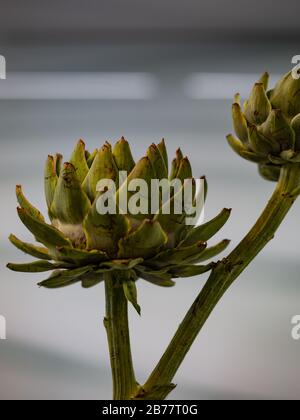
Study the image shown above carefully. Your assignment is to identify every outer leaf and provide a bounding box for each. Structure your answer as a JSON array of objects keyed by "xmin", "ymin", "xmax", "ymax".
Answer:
[
  {"xmin": 170, "ymin": 263, "xmax": 212, "ymax": 278},
  {"xmin": 149, "ymin": 242, "xmax": 207, "ymax": 267},
  {"xmin": 16, "ymin": 185, "xmax": 45, "ymax": 222},
  {"xmin": 7, "ymin": 260, "xmax": 57, "ymax": 273},
  {"xmin": 38, "ymin": 266, "xmax": 93, "ymax": 288},
  {"xmin": 179, "ymin": 208, "xmax": 231, "ymax": 246},
  {"xmin": 189, "ymin": 239, "xmax": 230, "ymax": 263},
  {"xmin": 136, "ymin": 266, "xmax": 175, "ymax": 287},
  {"xmin": 9, "ymin": 234, "xmax": 51, "ymax": 260},
  {"xmin": 17, "ymin": 207, "xmax": 71, "ymax": 248},
  {"xmin": 55, "ymin": 246, "xmax": 108, "ymax": 265},
  {"xmin": 97, "ymin": 258, "xmax": 143, "ymax": 271}
]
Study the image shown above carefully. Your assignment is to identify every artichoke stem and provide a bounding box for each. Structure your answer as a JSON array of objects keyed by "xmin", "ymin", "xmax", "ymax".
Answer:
[
  {"xmin": 142, "ymin": 163, "xmax": 300, "ymax": 398},
  {"xmin": 104, "ymin": 272, "xmax": 138, "ymax": 400}
]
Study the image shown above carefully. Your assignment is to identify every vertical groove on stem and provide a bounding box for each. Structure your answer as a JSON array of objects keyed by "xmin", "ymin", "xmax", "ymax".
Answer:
[{"xmin": 104, "ymin": 272, "xmax": 138, "ymax": 400}]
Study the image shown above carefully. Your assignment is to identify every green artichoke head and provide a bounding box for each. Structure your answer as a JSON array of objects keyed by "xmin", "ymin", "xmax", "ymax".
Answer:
[
  {"xmin": 227, "ymin": 70, "xmax": 300, "ymax": 181},
  {"xmin": 7, "ymin": 138, "xmax": 231, "ymax": 313}
]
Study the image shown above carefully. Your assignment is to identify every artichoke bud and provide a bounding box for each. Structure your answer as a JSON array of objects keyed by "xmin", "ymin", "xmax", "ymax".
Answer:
[
  {"xmin": 228, "ymin": 70, "xmax": 300, "ymax": 177},
  {"xmin": 244, "ymin": 83, "xmax": 271, "ymax": 125},
  {"xmin": 268, "ymin": 70, "xmax": 300, "ymax": 119},
  {"xmin": 8, "ymin": 139, "xmax": 231, "ymax": 296},
  {"xmin": 112, "ymin": 137, "xmax": 135, "ymax": 173},
  {"xmin": 259, "ymin": 109, "xmax": 295, "ymax": 151}
]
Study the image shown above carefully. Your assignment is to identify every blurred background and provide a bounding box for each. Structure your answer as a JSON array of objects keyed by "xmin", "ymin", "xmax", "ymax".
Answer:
[{"xmin": 0, "ymin": 0, "xmax": 300, "ymax": 400}]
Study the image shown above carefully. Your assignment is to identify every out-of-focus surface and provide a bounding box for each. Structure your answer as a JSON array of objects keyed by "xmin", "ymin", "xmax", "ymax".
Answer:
[{"xmin": 0, "ymin": 0, "xmax": 300, "ymax": 400}]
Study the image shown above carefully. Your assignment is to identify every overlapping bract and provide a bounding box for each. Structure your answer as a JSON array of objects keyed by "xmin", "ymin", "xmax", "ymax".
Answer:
[
  {"xmin": 227, "ymin": 70, "xmax": 300, "ymax": 181},
  {"xmin": 7, "ymin": 138, "xmax": 230, "ymax": 312}
]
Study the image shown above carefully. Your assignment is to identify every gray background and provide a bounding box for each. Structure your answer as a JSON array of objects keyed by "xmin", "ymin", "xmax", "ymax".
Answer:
[{"xmin": 0, "ymin": 0, "xmax": 299, "ymax": 400}]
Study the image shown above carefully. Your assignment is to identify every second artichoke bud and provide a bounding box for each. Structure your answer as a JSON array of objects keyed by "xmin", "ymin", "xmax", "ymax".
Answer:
[{"xmin": 227, "ymin": 70, "xmax": 300, "ymax": 181}]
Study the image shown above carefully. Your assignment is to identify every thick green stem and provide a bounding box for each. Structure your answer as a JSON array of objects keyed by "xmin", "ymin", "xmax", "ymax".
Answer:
[
  {"xmin": 142, "ymin": 163, "xmax": 300, "ymax": 398},
  {"xmin": 104, "ymin": 272, "xmax": 138, "ymax": 400}
]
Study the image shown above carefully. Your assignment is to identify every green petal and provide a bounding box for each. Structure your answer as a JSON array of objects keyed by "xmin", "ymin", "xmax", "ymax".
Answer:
[
  {"xmin": 7, "ymin": 260, "xmax": 57, "ymax": 272},
  {"xmin": 51, "ymin": 162, "xmax": 91, "ymax": 224},
  {"xmin": 149, "ymin": 242, "xmax": 207, "ymax": 267},
  {"xmin": 44, "ymin": 155, "xmax": 58, "ymax": 210},
  {"xmin": 17, "ymin": 207, "xmax": 71, "ymax": 248},
  {"xmin": 123, "ymin": 279, "xmax": 141, "ymax": 315},
  {"xmin": 83, "ymin": 191, "xmax": 129, "ymax": 255},
  {"xmin": 117, "ymin": 156, "xmax": 155, "ymax": 219},
  {"xmin": 232, "ymin": 102, "xmax": 249, "ymax": 144},
  {"xmin": 268, "ymin": 70, "xmax": 300, "ymax": 119},
  {"xmin": 249, "ymin": 124, "xmax": 280, "ymax": 155},
  {"xmin": 82, "ymin": 143, "xmax": 118, "ymax": 201},
  {"xmin": 169, "ymin": 148, "xmax": 183, "ymax": 180},
  {"xmin": 118, "ymin": 219, "xmax": 167, "ymax": 259},
  {"xmin": 226, "ymin": 134, "xmax": 250, "ymax": 159},
  {"xmin": 258, "ymin": 72, "xmax": 269, "ymax": 90},
  {"xmin": 244, "ymin": 82, "xmax": 271, "ymax": 125},
  {"xmin": 97, "ymin": 258, "xmax": 143, "ymax": 271},
  {"xmin": 153, "ymin": 183, "xmax": 186, "ymax": 247},
  {"xmin": 16, "ymin": 185, "xmax": 45, "ymax": 222},
  {"xmin": 180, "ymin": 208, "xmax": 231, "ymax": 246},
  {"xmin": 157, "ymin": 138, "xmax": 168, "ymax": 173},
  {"xmin": 69, "ymin": 139, "xmax": 89, "ymax": 183},
  {"xmin": 135, "ymin": 266, "xmax": 175, "ymax": 287},
  {"xmin": 55, "ymin": 246, "xmax": 108, "ymax": 265},
  {"xmin": 9, "ymin": 234, "xmax": 51, "ymax": 260},
  {"xmin": 260, "ymin": 109, "xmax": 295, "ymax": 151},
  {"xmin": 176, "ymin": 157, "xmax": 192, "ymax": 182},
  {"xmin": 86, "ymin": 149, "xmax": 98, "ymax": 168},
  {"xmin": 147, "ymin": 143, "xmax": 168, "ymax": 180},
  {"xmin": 55, "ymin": 153, "xmax": 63, "ymax": 176},
  {"xmin": 113, "ymin": 137, "xmax": 135, "ymax": 172}
]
